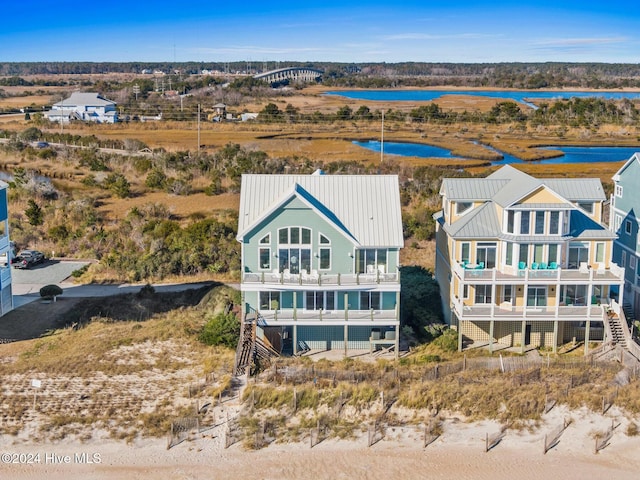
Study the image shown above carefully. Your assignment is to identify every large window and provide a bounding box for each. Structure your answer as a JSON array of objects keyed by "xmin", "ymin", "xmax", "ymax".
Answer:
[
  {"xmin": 527, "ymin": 287, "xmax": 547, "ymax": 307},
  {"xmin": 360, "ymin": 291, "xmax": 381, "ymax": 310},
  {"xmin": 260, "ymin": 291, "xmax": 280, "ymax": 310},
  {"xmin": 474, "ymin": 285, "xmax": 492, "ymax": 304},
  {"xmin": 278, "ymin": 227, "xmax": 311, "ymax": 274},
  {"xmin": 476, "ymin": 242, "xmax": 496, "ymax": 268},
  {"xmin": 561, "ymin": 285, "xmax": 587, "ymax": 306},
  {"xmin": 306, "ymin": 291, "xmax": 335, "ymax": 310},
  {"xmin": 356, "ymin": 249, "xmax": 387, "ymax": 274},
  {"xmin": 568, "ymin": 242, "xmax": 589, "ymax": 269}
]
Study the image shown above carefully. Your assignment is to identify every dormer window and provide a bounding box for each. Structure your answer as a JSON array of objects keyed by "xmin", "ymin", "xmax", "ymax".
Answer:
[
  {"xmin": 456, "ymin": 202, "xmax": 472, "ymax": 215},
  {"xmin": 577, "ymin": 202, "xmax": 593, "ymax": 214}
]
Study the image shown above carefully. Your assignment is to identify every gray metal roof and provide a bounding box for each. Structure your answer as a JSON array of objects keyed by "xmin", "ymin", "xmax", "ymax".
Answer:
[
  {"xmin": 443, "ymin": 202, "xmax": 501, "ymax": 239},
  {"xmin": 52, "ymin": 92, "xmax": 116, "ymax": 107},
  {"xmin": 441, "ymin": 165, "xmax": 612, "ymax": 240},
  {"xmin": 440, "ymin": 178, "xmax": 507, "ymax": 201},
  {"xmin": 237, "ymin": 173, "xmax": 404, "ymax": 247},
  {"xmin": 542, "ymin": 179, "xmax": 606, "ymax": 201}
]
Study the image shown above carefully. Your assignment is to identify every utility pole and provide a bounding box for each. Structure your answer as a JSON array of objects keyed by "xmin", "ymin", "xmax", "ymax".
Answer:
[{"xmin": 197, "ymin": 104, "xmax": 201, "ymax": 151}]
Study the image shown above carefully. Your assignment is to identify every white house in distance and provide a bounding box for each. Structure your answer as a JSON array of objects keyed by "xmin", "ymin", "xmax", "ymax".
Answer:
[{"xmin": 46, "ymin": 92, "xmax": 118, "ymax": 124}]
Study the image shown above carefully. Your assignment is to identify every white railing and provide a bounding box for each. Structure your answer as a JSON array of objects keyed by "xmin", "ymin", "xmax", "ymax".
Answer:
[
  {"xmin": 242, "ymin": 271, "xmax": 399, "ymax": 286},
  {"xmin": 452, "ymin": 261, "xmax": 624, "ymax": 284},
  {"xmin": 453, "ymin": 297, "xmax": 605, "ymax": 321},
  {"xmin": 253, "ymin": 308, "xmax": 399, "ymax": 324}
]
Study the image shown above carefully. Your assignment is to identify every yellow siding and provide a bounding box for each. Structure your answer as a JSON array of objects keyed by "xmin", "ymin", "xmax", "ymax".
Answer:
[{"xmin": 520, "ymin": 187, "xmax": 567, "ymax": 205}]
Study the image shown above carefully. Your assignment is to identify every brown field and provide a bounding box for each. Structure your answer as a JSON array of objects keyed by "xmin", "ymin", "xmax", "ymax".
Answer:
[{"xmin": 0, "ymin": 83, "xmax": 637, "ymax": 242}]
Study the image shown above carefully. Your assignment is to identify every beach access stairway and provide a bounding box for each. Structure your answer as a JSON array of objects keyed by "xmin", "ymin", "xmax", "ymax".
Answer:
[
  {"xmin": 597, "ymin": 301, "xmax": 640, "ymax": 365},
  {"xmin": 234, "ymin": 311, "xmax": 280, "ymax": 376}
]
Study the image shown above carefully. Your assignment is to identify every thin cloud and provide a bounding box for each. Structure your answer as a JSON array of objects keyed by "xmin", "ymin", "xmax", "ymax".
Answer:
[
  {"xmin": 189, "ymin": 46, "xmax": 325, "ymax": 55},
  {"xmin": 533, "ymin": 36, "xmax": 628, "ymax": 47},
  {"xmin": 383, "ymin": 32, "xmax": 502, "ymax": 41}
]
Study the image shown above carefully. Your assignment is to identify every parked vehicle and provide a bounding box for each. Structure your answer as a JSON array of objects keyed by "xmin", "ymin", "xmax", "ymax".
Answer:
[{"xmin": 11, "ymin": 250, "xmax": 45, "ymax": 269}]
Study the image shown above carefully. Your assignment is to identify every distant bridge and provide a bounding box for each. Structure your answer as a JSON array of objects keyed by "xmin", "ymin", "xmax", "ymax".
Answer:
[{"xmin": 254, "ymin": 67, "xmax": 323, "ymax": 85}]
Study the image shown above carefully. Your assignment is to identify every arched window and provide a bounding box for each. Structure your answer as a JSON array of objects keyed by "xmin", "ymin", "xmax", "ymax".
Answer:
[{"xmin": 278, "ymin": 227, "xmax": 311, "ymax": 274}]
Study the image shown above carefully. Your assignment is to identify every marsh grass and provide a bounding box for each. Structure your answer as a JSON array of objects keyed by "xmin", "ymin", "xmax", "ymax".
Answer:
[{"xmin": 0, "ymin": 285, "xmax": 236, "ymax": 439}]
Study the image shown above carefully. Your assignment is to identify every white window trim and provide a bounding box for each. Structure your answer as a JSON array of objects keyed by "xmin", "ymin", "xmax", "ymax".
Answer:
[
  {"xmin": 625, "ymin": 219, "xmax": 633, "ymax": 235},
  {"xmin": 615, "ymin": 185, "xmax": 623, "ymax": 197},
  {"xmin": 258, "ymin": 247, "xmax": 271, "ymax": 270}
]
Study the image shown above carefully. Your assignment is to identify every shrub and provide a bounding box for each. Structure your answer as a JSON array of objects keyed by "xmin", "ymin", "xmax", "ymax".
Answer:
[
  {"xmin": 432, "ymin": 328, "xmax": 458, "ymax": 352},
  {"xmin": 199, "ymin": 312, "xmax": 240, "ymax": 348},
  {"xmin": 40, "ymin": 284, "xmax": 63, "ymax": 300}
]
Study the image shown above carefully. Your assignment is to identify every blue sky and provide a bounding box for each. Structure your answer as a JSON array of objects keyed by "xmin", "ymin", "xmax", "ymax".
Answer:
[{"xmin": 1, "ymin": 1, "xmax": 638, "ymax": 63}]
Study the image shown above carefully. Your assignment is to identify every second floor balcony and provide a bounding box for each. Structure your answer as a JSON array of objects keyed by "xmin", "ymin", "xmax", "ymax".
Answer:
[
  {"xmin": 242, "ymin": 269, "xmax": 400, "ymax": 286},
  {"xmin": 452, "ymin": 261, "xmax": 624, "ymax": 285}
]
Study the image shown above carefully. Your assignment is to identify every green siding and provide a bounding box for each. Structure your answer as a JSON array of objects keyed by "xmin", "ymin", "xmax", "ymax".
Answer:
[{"xmin": 297, "ymin": 325, "xmax": 383, "ymax": 350}]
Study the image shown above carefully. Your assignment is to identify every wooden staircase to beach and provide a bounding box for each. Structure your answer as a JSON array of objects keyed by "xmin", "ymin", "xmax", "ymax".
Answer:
[
  {"xmin": 234, "ymin": 312, "xmax": 280, "ymax": 376},
  {"xmin": 607, "ymin": 314, "xmax": 628, "ymax": 349}
]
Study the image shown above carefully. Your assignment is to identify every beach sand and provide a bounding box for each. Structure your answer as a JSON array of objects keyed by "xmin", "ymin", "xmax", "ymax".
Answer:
[{"xmin": 2, "ymin": 404, "xmax": 639, "ymax": 480}]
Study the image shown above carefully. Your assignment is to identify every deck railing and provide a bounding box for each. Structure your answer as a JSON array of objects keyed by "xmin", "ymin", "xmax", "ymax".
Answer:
[
  {"xmin": 452, "ymin": 262, "xmax": 624, "ymax": 284},
  {"xmin": 452, "ymin": 295, "xmax": 607, "ymax": 321},
  {"xmin": 251, "ymin": 307, "xmax": 399, "ymax": 325},
  {"xmin": 242, "ymin": 270, "xmax": 399, "ymax": 286}
]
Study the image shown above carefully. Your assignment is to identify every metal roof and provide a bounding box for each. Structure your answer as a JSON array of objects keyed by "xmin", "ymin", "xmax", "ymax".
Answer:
[
  {"xmin": 441, "ymin": 165, "xmax": 612, "ymax": 240},
  {"xmin": 542, "ymin": 179, "xmax": 606, "ymax": 201},
  {"xmin": 443, "ymin": 202, "xmax": 501, "ymax": 239},
  {"xmin": 237, "ymin": 173, "xmax": 404, "ymax": 247},
  {"xmin": 52, "ymin": 92, "xmax": 116, "ymax": 107}
]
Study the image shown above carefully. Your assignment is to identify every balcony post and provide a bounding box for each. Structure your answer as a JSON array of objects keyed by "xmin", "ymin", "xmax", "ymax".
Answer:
[
  {"xmin": 584, "ymin": 318, "xmax": 591, "ymax": 355},
  {"xmin": 293, "ymin": 324, "xmax": 298, "ymax": 355},
  {"xmin": 553, "ymin": 319, "xmax": 558, "ymax": 354},
  {"xmin": 489, "ymin": 319, "xmax": 494, "ymax": 354},
  {"xmin": 521, "ymin": 320, "xmax": 526, "ymax": 354},
  {"xmin": 293, "ymin": 291, "xmax": 297, "ymax": 322},
  {"xmin": 344, "ymin": 293, "xmax": 349, "ymax": 322},
  {"xmin": 344, "ymin": 324, "xmax": 348, "ymax": 358}
]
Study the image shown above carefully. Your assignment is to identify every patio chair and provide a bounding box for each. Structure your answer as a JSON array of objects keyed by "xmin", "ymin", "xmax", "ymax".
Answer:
[
  {"xmin": 539, "ymin": 262, "xmax": 547, "ymax": 270},
  {"xmin": 518, "ymin": 261, "xmax": 526, "ymax": 270},
  {"xmin": 548, "ymin": 262, "xmax": 558, "ymax": 269},
  {"xmin": 475, "ymin": 261, "xmax": 485, "ymax": 270},
  {"xmin": 531, "ymin": 262, "xmax": 539, "ymax": 270}
]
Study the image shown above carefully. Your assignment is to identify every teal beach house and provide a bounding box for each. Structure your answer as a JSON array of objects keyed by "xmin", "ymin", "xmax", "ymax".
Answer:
[{"xmin": 237, "ymin": 170, "xmax": 403, "ymax": 357}]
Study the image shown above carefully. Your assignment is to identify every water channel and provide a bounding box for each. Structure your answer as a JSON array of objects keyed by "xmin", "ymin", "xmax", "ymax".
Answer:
[{"xmin": 353, "ymin": 141, "xmax": 639, "ymax": 165}]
